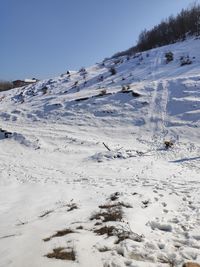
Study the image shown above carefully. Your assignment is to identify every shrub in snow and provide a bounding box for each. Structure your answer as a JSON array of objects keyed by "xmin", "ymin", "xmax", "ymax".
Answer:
[
  {"xmin": 99, "ymin": 89, "xmax": 107, "ymax": 96},
  {"xmin": 122, "ymin": 85, "xmax": 127, "ymax": 92},
  {"xmin": 73, "ymin": 81, "xmax": 78, "ymax": 87},
  {"xmin": 165, "ymin": 51, "xmax": 174, "ymax": 63},
  {"xmin": 0, "ymin": 128, "xmax": 12, "ymax": 139},
  {"xmin": 180, "ymin": 55, "xmax": 192, "ymax": 66},
  {"xmin": 109, "ymin": 67, "xmax": 117, "ymax": 76},
  {"xmin": 164, "ymin": 140, "xmax": 174, "ymax": 149},
  {"xmin": 98, "ymin": 75, "xmax": 104, "ymax": 82},
  {"xmin": 41, "ymin": 86, "xmax": 48, "ymax": 95},
  {"xmin": 114, "ymin": 59, "xmax": 121, "ymax": 65},
  {"xmin": 79, "ymin": 67, "xmax": 87, "ymax": 76},
  {"xmin": 79, "ymin": 67, "xmax": 86, "ymax": 73},
  {"xmin": 122, "ymin": 84, "xmax": 131, "ymax": 91}
]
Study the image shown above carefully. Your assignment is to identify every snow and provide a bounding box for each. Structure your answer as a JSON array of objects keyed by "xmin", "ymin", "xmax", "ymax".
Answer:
[
  {"xmin": 0, "ymin": 37, "xmax": 200, "ymax": 267},
  {"xmin": 24, "ymin": 79, "xmax": 37, "ymax": 83}
]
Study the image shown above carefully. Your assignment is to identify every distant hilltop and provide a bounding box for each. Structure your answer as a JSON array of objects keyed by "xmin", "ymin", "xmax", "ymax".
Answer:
[
  {"xmin": 12, "ymin": 78, "xmax": 39, "ymax": 88},
  {"xmin": 0, "ymin": 78, "xmax": 39, "ymax": 92}
]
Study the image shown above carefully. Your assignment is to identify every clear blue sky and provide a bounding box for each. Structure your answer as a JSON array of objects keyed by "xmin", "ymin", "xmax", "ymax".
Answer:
[{"xmin": 1, "ymin": 0, "xmax": 199, "ymax": 80}]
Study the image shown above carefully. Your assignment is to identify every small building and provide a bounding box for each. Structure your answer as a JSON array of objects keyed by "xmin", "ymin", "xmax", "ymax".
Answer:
[{"xmin": 24, "ymin": 78, "xmax": 38, "ymax": 83}]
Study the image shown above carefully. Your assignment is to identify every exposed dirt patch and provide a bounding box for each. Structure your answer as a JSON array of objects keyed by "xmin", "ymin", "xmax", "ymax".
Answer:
[
  {"xmin": 90, "ymin": 207, "xmax": 123, "ymax": 222},
  {"xmin": 94, "ymin": 225, "xmax": 116, "ymax": 236},
  {"xmin": 76, "ymin": 225, "xmax": 83, "ymax": 230},
  {"xmin": 45, "ymin": 247, "xmax": 75, "ymax": 261},
  {"xmin": 43, "ymin": 229, "xmax": 75, "ymax": 242},
  {"xmin": 99, "ymin": 202, "xmax": 132, "ymax": 209},
  {"xmin": 93, "ymin": 224, "xmax": 142, "ymax": 244}
]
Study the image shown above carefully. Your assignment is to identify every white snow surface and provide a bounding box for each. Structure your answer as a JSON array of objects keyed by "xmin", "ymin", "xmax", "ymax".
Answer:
[{"xmin": 0, "ymin": 38, "xmax": 200, "ymax": 267}]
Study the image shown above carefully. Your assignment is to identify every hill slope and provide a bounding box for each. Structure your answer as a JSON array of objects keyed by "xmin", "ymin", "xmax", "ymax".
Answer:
[
  {"xmin": 0, "ymin": 38, "xmax": 200, "ymax": 267},
  {"xmin": 1, "ymin": 38, "xmax": 200, "ymax": 143}
]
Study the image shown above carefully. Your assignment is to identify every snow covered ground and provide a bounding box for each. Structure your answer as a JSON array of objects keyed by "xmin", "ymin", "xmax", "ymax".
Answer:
[{"xmin": 0, "ymin": 38, "xmax": 200, "ymax": 267}]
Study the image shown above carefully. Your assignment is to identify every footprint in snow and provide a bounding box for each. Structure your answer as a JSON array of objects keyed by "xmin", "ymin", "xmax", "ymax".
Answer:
[{"xmin": 149, "ymin": 221, "xmax": 173, "ymax": 232}]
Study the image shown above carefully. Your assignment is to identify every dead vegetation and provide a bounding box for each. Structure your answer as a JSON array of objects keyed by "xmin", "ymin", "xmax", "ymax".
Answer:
[
  {"xmin": 110, "ymin": 192, "xmax": 120, "ymax": 201},
  {"xmin": 39, "ymin": 210, "xmax": 54, "ymax": 218},
  {"xmin": 45, "ymin": 247, "xmax": 75, "ymax": 261},
  {"xmin": 67, "ymin": 203, "xmax": 78, "ymax": 212},
  {"xmin": 16, "ymin": 219, "xmax": 28, "ymax": 226},
  {"xmin": 157, "ymin": 255, "xmax": 177, "ymax": 267},
  {"xmin": 98, "ymin": 246, "xmax": 111, "ymax": 252},
  {"xmin": 164, "ymin": 140, "xmax": 174, "ymax": 149},
  {"xmin": 99, "ymin": 89, "xmax": 107, "ymax": 96},
  {"xmin": 94, "ymin": 224, "xmax": 129, "ymax": 244},
  {"xmin": 94, "ymin": 224, "xmax": 143, "ymax": 244},
  {"xmin": 99, "ymin": 202, "xmax": 132, "ymax": 209},
  {"xmin": 76, "ymin": 225, "xmax": 83, "ymax": 230},
  {"xmin": 0, "ymin": 128, "xmax": 12, "ymax": 138},
  {"xmin": 94, "ymin": 225, "xmax": 116, "ymax": 236},
  {"xmin": 90, "ymin": 206, "xmax": 123, "ymax": 222},
  {"xmin": 40, "ymin": 202, "xmax": 77, "ymax": 219},
  {"xmin": 91, "ymin": 194, "xmax": 142, "ymax": 244},
  {"xmin": 0, "ymin": 234, "xmax": 16, "ymax": 239},
  {"xmin": 43, "ymin": 229, "xmax": 75, "ymax": 242}
]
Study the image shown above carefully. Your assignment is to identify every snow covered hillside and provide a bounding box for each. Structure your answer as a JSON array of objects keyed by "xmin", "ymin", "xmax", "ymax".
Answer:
[
  {"xmin": 0, "ymin": 38, "xmax": 200, "ymax": 267},
  {"xmin": 1, "ymin": 38, "xmax": 200, "ymax": 141}
]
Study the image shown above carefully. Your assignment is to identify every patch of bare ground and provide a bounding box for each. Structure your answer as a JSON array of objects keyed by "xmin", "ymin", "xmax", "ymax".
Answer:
[
  {"xmin": 94, "ymin": 225, "xmax": 116, "ymax": 236},
  {"xmin": 76, "ymin": 225, "xmax": 83, "ymax": 230},
  {"xmin": 90, "ymin": 206, "xmax": 123, "ymax": 222},
  {"xmin": 91, "ymin": 198, "xmax": 133, "ymax": 222},
  {"xmin": 45, "ymin": 247, "xmax": 75, "ymax": 261},
  {"xmin": 43, "ymin": 229, "xmax": 75, "ymax": 242},
  {"xmin": 94, "ymin": 224, "xmax": 143, "ymax": 244},
  {"xmin": 91, "ymin": 196, "xmax": 143, "ymax": 244},
  {"xmin": 99, "ymin": 202, "xmax": 132, "ymax": 209}
]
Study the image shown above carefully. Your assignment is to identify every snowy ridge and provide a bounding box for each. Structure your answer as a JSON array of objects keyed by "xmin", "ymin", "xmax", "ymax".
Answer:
[
  {"xmin": 1, "ymin": 38, "xmax": 200, "ymax": 142},
  {"xmin": 0, "ymin": 38, "xmax": 200, "ymax": 267}
]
